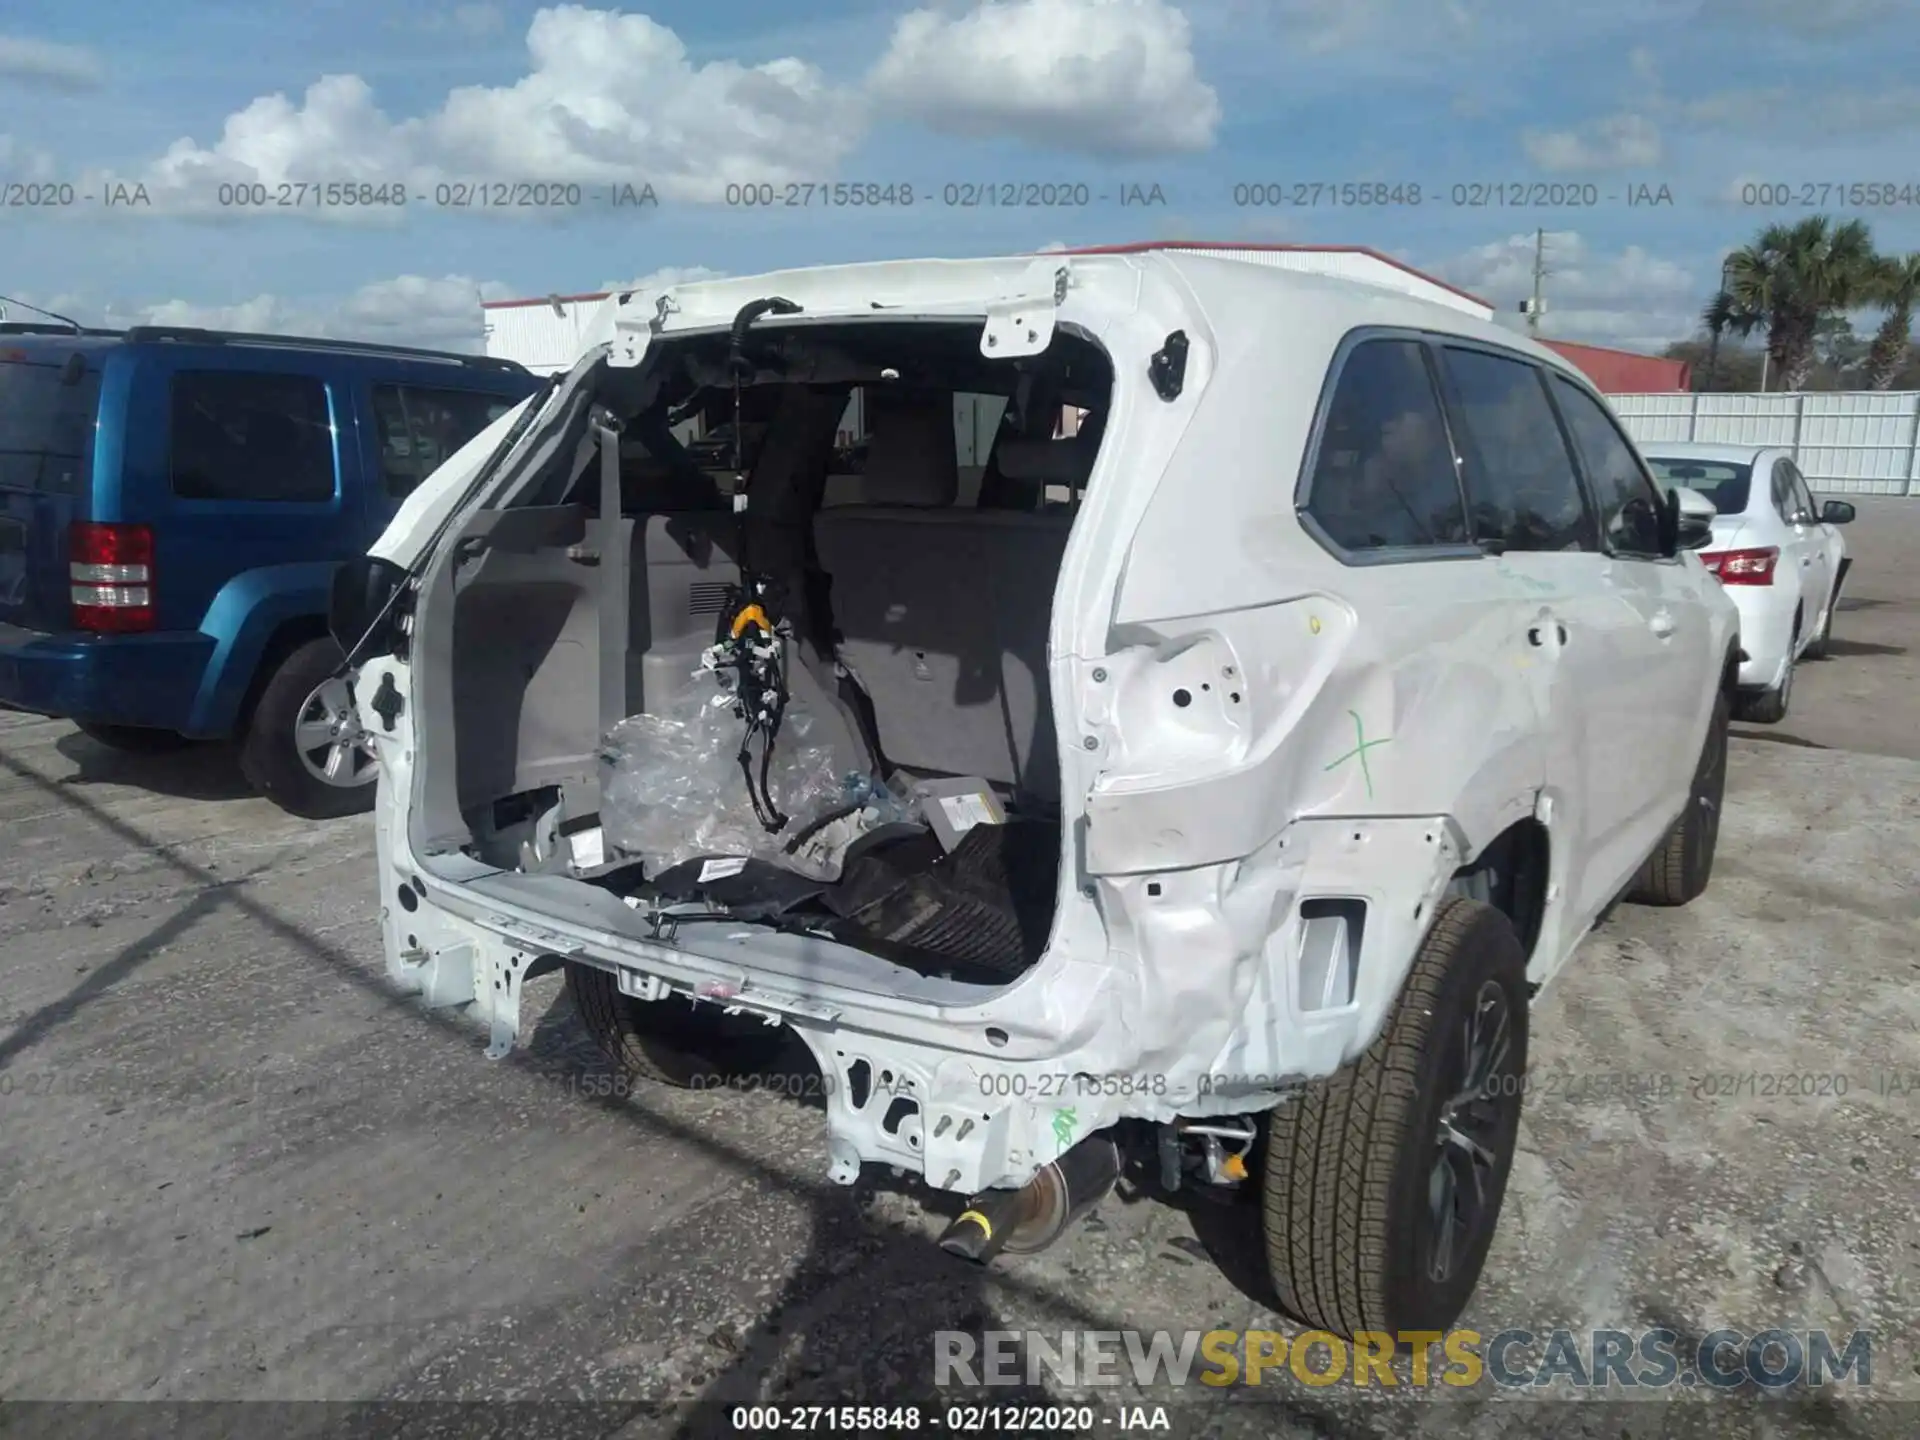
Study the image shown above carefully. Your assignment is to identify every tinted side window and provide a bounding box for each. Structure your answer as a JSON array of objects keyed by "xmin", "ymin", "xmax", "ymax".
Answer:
[
  {"xmin": 1304, "ymin": 339, "xmax": 1469, "ymax": 553},
  {"xmin": 1442, "ymin": 347, "xmax": 1596, "ymax": 552},
  {"xmin": 373, "ymin": 384, "xmax": 514, "ymax": 496},
  {"xmin": 1551, "ymin": 377, "xmax": 1664, "ymax": 557},
  {"xmin": 1785, "ymin": 461, "xmax": 1817, "ymax": 521},
  {"xmin": 1770, "ymin": 461, "xmax": 1796, "ymax": 522},
  {"xmin": 170, "ymin": 372, "xmax": 335, "ymax": 502}
]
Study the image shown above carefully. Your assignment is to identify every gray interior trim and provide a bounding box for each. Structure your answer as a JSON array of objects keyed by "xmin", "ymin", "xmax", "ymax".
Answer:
[
  {"xmin": 814, "ymin": 506, "xmax": 1070, "ymax": 801},
  {"xmin": 857, "ymin": 390, "xmax": 959, "ymax": 506}
]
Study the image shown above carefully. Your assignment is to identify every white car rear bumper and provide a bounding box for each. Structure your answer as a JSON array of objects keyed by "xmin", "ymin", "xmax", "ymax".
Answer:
[{"xmin": 1726, "ymin": 583, "xmax": 1800, "ymax": 689}]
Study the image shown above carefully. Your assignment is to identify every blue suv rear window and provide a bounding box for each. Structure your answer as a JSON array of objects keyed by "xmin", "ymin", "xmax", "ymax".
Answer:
[
  {"xmin": 0, "ymin": 354, "xmax": 101, "ymax": 494},
  {"xmin": 170, "ymin": 371, "xmax": 336, "ymax": 502}
]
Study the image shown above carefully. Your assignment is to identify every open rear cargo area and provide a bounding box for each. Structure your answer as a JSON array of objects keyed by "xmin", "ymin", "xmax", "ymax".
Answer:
[{"xmin": 409, "ymin": 316, "xmax": 1114, "ymax": 989}]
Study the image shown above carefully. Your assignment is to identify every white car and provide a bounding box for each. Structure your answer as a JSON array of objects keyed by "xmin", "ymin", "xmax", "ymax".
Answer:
[
  {"xmin": 330, "ymin": 252, "xmax": 1738, "ymax": 1338},
  {"xmin": 1642, "ymin": 442, "xmax": 1855, "ymax": 723}
]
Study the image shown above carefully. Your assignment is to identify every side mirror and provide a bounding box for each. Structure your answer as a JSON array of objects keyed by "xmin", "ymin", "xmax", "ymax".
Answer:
[
  {"xmin": 1820, "ymin": 499, "xmax": 1855, "ymax": 525},
  {"xmin": 328, "ymin": 555, "xmax": 408, "ymax": 657},
  {"xmin": 1648, "ymin": 486, "xmax": 1682, "ymax": 556},
  {"xmin": 1671, "ymin": 485, "xmax": 1718, "ymax": 551}
]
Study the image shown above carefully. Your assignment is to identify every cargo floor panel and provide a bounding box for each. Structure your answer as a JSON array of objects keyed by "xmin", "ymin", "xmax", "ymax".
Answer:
[{"xmin": 825, "ymin": 819, "xmax": 1060, "ymax": 980}]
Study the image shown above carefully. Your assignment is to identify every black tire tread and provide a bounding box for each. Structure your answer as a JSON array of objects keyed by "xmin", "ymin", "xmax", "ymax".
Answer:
[
  {"xmin": 237, "ymin": 636, "xmax": 375, "ymax": 820},
  {"xmin": 1263, "ymin": 897, "xmax": 1493, "ymax": 1338},
  {"xmin": 566, "ymin": 962, "xmax": 783, "ymax": 1089},
  {"xmin": 1733, "ymin": 682, "xmax": 1787, "ymax": 725},
  {"xmin": 1628, "ymin": 686, "xmax": 1729, "ymax": 906},
  {"xmin": 1803, "ymin": 579, "xmax": 1839, "ymax": 660}
]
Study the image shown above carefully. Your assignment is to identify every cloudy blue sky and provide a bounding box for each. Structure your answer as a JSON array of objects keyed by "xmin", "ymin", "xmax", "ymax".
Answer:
[{"xmin": 4, "ymin": 0, "xmax": 1918, "ymax": 354}]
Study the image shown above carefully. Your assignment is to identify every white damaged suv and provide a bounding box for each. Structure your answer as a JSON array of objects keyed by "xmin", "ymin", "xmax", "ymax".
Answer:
[{"xmin": 331, "ymin": 251, "xmax": 1739, "ymax": 1337}]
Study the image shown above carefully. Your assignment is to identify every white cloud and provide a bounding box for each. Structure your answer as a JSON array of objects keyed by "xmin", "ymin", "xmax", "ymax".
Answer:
[
  {"xmin": 594, "ymin": 265, "xmax": 729, "ymax": 292},
  {"xmin": 868, "ymin": 0, "xmax": 1220, "ymax": 157},
  {"xmin": 123, "ymin": 5, "xmax": 865, "ymax": 213},
  {"xmin": 1521, "ymin": 113, "xmax": 1663, "ymax": 171},
  {"xmin": 0, "ymin": 34, "xmax": 103, "ymax": 89},
  {"xmin": 0, "ymin": 134, "xmax": 59, "ymax": 180},
  {"xmin": 1426, "ymin": 231, "xmax": 1701, "ymax": 351},
  {"xmin": 43, "ymin": 275, "xmax": 514, "ymax": 353}
]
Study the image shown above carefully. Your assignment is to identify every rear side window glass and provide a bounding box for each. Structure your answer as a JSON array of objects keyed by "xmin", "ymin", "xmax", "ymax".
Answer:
[
  {"xmin": 0, "ymin": 358, "xmax": 101, "ymax": 494},
  {"xmin": 1441, "ymin": 347, "xmax": 1596, "ymax": 552},
  {"xmin": 170, "ymin": 372, "xmax": 335, "ymax": 502},
  {"xmin": 1784, "ymin": 461, "xmax": 1817, "ymax": 520},
  {"xmin": 1770, "ymin": 461, "xmax": 1796, "ymax": 521},
  {"xmin": 1645, "ymin": 458, "xmax": 1751, "ymax": 516},
  {"xmin": 373, "ymin": 384, "xmax": 515, "ymax": 496},
  {"xmin": 1304, "ymin": 339, "xmax": 1469, "ymax": 553},
  {"xmin": 1550, "ymin": 377, "xmax": 1664, "ymax": 557}
]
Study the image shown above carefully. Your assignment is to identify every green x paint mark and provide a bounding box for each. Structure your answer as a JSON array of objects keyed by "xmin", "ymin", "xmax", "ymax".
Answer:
[
  {"xmin": 1323, "ymin": 709, "xmax": 1392, "ymax": 799},
  {"xmin": 1052, "ymin": 1107, "xmax": 1079, "ymax": 1150}
]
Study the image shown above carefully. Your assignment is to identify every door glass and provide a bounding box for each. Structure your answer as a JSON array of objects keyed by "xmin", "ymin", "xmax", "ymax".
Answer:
[
  {"xmin": 1441, "ymin": 347, "xmax": 1597, "ymax": 552},
  {"xmin": 373, "ymin": 385, "xmax": 515, "ymax": 496},
  {"xmin": 1785, "ymin": 462, "xmax": 1817, "ymax": 522},
  {"xmin": 1303, "ymin": 339, "xmax": 1469, "ymax": 553},
  {"xmin": 1551, "ymin": 378, "xmax": 1664, "ymax": 557},
  {"xmin": 170, "ymin": 372, "xmax": 336, "ymax": 502},
  {"xmin": 1770, "ymin": 461, "xmax": 1798, "ymax": 522}
]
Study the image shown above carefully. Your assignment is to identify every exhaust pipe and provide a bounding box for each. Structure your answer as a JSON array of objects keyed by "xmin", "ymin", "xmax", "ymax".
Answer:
[{"xmin": 938, "ymin": 1132, "xmax": 1121, "ymax": 1263}]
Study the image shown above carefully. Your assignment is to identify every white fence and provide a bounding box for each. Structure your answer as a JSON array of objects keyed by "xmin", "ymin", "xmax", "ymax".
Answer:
[{"xmin": 1612, "ymin": 391, "xmax": 1920, "ymax": 497}]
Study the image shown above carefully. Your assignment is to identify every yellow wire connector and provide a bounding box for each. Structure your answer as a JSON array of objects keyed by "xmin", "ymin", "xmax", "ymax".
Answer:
[
  {"xmin": 1221, "ymin": 1152, "xmax": 1248, "ymax": 1182},
  {"xmin": 729, "ymin": 604, "xmax": 773, "ymax": 639}
]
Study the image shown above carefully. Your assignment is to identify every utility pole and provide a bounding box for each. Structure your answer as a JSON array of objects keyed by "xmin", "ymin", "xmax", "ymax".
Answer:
[
  {"xmin": 1528, "ymin": 227, "xmax": 1547, "ymax": 335},
  {"xmin": 1516, "ymin": 229, "xmax": 1549, "ymax": 334}
]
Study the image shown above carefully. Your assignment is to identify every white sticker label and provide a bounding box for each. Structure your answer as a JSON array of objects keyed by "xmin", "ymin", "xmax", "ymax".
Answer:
[
  {"xmin": 937, "ymin": 792, "xmax": 1002, "ymax": 834},
  {"xmin": 699, "ymin": 856, "xmax": 750, "ymax": 882},
  {"xmin": 567, "ymin": 826, "xmax": 606, "ymax": 869}
]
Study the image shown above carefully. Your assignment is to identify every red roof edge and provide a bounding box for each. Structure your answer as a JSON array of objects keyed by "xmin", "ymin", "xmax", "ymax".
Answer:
[
  {"xmin": 1050, "ymin": 241, "xmax": 1495, "ymax": 312},
  {"xmin": 1539, "ymin": 339, "xmax": 1692, "ymax": 394}
]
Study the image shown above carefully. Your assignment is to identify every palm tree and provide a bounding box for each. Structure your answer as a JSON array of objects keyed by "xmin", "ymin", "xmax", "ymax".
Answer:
[
  {"xmin": 1706, "ymin": 217, "xmax": 1878, "ymax": 390},
  {"xmin": 1864, "ymin": 252, "xmax": 1920, "ymax": 391}
]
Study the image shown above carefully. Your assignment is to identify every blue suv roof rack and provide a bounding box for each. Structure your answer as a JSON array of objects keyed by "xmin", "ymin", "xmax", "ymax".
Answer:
[
  {"xmin": 0, "ymin": 322, "xmax": 125, "ymax": 337},
  {"xmin": 119, "ymin": 325, "xmax": 530, "ymax": 373}
]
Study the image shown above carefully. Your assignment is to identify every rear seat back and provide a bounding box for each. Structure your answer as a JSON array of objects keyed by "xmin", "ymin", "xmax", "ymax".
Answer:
[
  {"xmin": 812, "ymin": 394, "xmax": 1085, "ymax": 804},
  {"xmin": 629, "ymin": 512, "xmax": 864, "ymax": 777}
]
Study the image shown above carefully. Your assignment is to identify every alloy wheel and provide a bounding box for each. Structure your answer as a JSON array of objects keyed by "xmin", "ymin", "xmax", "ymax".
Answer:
[
  {"xmin": 293, "ymin": 673, "xmax": 378, "ymax": 788},
  {"xmin": 1426, "ymin": 980, "xmax": 1514, "ymax": 1283}
]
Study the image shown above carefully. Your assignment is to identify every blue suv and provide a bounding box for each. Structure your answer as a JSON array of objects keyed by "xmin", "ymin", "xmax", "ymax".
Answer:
[{"xmin": 0, "ymin": 323, "xmax": 540, "ymax": 816}]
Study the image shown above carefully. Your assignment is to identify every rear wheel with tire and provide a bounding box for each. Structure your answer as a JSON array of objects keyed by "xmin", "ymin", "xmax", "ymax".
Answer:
[
  {"xmin": 1262, "ymin": 898, "xmax": 1529, "ymax": 1338},
  {"xmin": 1627, "ymin": 686, "xmax": 1729, "ymax": 907},
  {"xmin": 237, "ymin": 636, "xmax": 378, "ymax": 819},
  {"xmin": 1802, "ymin": 586, "xmax": 1839, "ymax": 661},
  {"xmin": 566, "ymin": 962, "xmax": 788, "ymax": 1088},
  {"xmin": 1733, "ymin": 653, "xmax": 1792, "ymax": 723},
  {"xmin": 74, "ymin": 722, "xmax": 193, "ymax": 754}
]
